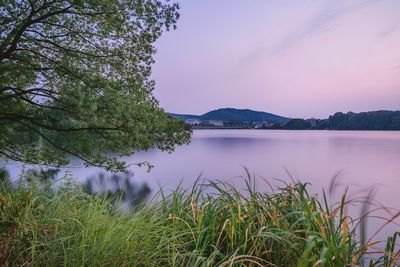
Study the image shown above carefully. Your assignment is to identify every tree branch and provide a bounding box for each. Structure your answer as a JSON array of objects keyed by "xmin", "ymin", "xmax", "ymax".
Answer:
[{"xmin": 0, "ymin": 112, "xmax": 124, "ymax": 132}]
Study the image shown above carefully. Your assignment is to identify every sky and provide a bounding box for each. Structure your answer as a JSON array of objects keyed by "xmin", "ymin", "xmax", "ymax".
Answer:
[{"xmin": 151, "ymin": 0, "xmax": 400, "ymax": 119}]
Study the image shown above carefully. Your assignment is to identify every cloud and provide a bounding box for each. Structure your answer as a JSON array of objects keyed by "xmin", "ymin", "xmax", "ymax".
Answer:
[
  {"xmin": 239, "ymin": 0, "xmax": 380, "ymax": 65},
  {"xmin": 379, "ymin": 22, "xmax": 400, "ymax": 38},
  {"xmin": 391, "ymin": 65, "xmax": 400, "ymax": 72},
  {"xmin": 273, "ymin": 0, "xmax": 379, "ymax": 53}
]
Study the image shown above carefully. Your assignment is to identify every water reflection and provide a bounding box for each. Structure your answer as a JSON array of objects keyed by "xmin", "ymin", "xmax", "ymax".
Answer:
[
  {"xmin": 84, "ymin": 171, "xmax": 151, "ymax": 210},
  {"xmin": 197, "ymin": 136, "xmax": 272, "ymax": 147},
  {"xmin": 0, "ymin": 166, "xmax": 151, "ymax": 210}
]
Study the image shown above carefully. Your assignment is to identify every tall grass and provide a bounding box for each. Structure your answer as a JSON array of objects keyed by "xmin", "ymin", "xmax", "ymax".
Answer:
[{"xmin": 0, "ymin": 170, "xmax": 399, "ymax": 266}]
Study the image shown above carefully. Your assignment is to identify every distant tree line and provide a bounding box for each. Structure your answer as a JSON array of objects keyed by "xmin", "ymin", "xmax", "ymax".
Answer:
[
  {"xmin": 277, "ymin": 111, "xmax": 400, "ymax": 130},
  {"xmin": 183, "ymin": 110, "xmax": 400, "ymax": 130},
  {"xmin": 324, "ymin": 110, "xmax": 400, "ymax": 130}
]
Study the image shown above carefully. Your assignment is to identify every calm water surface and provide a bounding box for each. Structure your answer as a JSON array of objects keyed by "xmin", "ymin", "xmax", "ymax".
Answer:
[
  {"xmin": 7, "ymin": 130, "xmax": 400, "ymax": 204},
  {"xmin": 125, "ymin": 130, "xmax": 400, "ymax": 202},
  {"xmin": 5, "ymin": 130, "xmax": 400, "ymax": 242},
  {"xmin": 53, "ymin": 130, "xmax": 397, "ymax": 199}
]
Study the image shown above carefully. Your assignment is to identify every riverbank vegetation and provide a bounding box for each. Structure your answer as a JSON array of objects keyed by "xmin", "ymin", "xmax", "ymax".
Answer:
[{"xmin": 1, "ymin": 170, "xmax": 399, "ymax": 266}]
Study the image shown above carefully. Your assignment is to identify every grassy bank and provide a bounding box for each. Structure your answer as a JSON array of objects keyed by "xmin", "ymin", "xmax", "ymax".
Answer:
[{"xmin": 0, "ymin": 172, "xmax": 399, "ymax": 266}]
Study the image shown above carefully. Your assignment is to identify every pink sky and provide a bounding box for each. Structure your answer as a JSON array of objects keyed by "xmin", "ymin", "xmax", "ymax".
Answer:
[{"xmin": 152, "ymin": 0, "xmax": 400, "ymax": 118}]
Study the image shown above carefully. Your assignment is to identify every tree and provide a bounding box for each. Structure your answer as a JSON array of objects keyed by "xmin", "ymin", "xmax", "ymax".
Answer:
[
  {"xmin": 283, "ymin": 119, "xmax": 310, "ymax": 130},
  {"xmin": 0, "ymin": 0, "xmax": 191, "ymax": 171},
  {"xmin": 327, "ymin": 111, "xmax": 400, "ymax": 130}
]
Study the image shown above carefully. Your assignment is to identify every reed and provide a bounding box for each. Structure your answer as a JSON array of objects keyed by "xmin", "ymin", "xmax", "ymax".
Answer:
[{"xmin": 0, "ymin": 170, "xmax": 399, "ymax": 266}]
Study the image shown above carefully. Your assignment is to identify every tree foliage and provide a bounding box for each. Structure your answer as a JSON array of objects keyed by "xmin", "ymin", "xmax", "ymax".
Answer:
[
  {"xmin": 328, "ymin": 111, "xmax": 400, "ymax": 130},
  {"xmin": 0, "ymin": 0, "xmax": 191, "ymax": 171},
  {"xmin": 282, "ymin": 119, "xmax": 310, "ymax": 130}
]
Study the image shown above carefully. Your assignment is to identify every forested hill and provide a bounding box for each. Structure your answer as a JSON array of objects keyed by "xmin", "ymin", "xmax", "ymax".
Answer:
[
  {"xmin": 170, "ymin": 108, "xmax": 289, "ymax": 123},
  {"xmin": 169, "ymin": 113, "xmax": 199, "ymax": 120},
  {"xmin": 171, "ymin": 109, "xmax": 400, "ymax": 130}
]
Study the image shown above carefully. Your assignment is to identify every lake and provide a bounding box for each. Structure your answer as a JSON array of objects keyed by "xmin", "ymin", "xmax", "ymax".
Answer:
[
  {"xmin": 125, "ymin": 129, "xmax": 400, "ymax": 244},
  {"xmin": 8, "ymin": 130, "xmax": 400, "ymax": 204},
  {"xmin": 114, "ymin": 130, "xmax": 400, "ymax": 203},
  {"xmin": 5, "ymin": 130, "xmax": 400, "ymax": 241}
]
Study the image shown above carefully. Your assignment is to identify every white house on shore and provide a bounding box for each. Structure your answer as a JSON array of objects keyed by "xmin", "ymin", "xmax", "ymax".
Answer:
[
  {"xmin": 185, "ymin": 119, "xmax": 201, "ymax": 125},
  {"xmin": 207, "ymin": 120, "xmax": 224, "ymax": 127},
  {"xmin": 254, "ymin": 121, "xmax": 274, "ymax": 129}
]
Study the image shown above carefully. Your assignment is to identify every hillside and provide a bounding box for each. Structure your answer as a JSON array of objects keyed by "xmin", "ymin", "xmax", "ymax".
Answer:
[
  {"xmin": 171, "ymin": 108, "xmax": 289, "ymax": 123},
  {"xmin": 169, "ymin": 113, "xmax": 200, "ymax": 120},
  {"xmin": 200, "ymin": 108, "xmax": 289, "ymax": 123}
]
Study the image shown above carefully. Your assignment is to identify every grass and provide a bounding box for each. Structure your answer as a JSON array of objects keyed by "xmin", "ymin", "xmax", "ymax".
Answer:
[{"xmin": 0, "ymin": 170, "xmax": 399, "ymax": 266}]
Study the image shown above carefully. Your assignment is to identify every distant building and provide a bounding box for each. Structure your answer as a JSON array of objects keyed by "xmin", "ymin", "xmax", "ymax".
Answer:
[
  {"xmin": 307, "ymin": 118, "xmax": 317, "ymax": 128},
  {"xmin": 207, "ymin": 120, "xmax": 224, "ymax": 127},
  {"xmin": 185, "ymin": 119, "xmax": 201, "ymax": 125},
  {"xmin": 255, "ymin": 123, "xmax": 263, "ymax": 129},
  {"xmin": 255, "ymin": 121, "xmax": 273, "ymax": 129}
]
